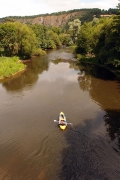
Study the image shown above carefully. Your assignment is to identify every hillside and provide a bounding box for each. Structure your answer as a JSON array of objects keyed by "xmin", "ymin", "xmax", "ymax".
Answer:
[
  {"xmin": 0, "ymin": 9, "xmax": 89, "ymax": 27},
  {"xmin": 0, "ymin": 8, "xmax": 118, "ymax": 27},
  {"xmin": 14, "ymin": 12, "xmax": 85, "ymax": 26}
]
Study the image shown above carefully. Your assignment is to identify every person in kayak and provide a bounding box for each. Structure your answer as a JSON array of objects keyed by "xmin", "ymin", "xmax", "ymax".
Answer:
[{"xmin": 59, "ymin": 120, "xmax": 67, "ymax": 126}]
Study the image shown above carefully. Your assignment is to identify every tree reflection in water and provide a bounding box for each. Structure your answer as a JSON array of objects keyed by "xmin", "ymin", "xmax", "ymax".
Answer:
[
  {"xmin": 60, "ymin": 65, "xmax": 120, "ymax": 180},
  {"xmin": 104, "ymin": 109, "xmax": 120, "ymax": 150},
  {"xmin": 78, "ymin": 64, "xmax": 120, "ymax": 149}
]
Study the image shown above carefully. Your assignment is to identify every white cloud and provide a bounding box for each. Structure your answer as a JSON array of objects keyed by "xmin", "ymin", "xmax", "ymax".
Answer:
[
  {"xmin": 0, "ymin": 0, "xmax": 118, "ymax": 18},
  {"xmin": 39, "ymin": 62, "xmax": 79, "ymax": 83},
  {"xmin": 0, "ymin": 0, "xmax": 47, "ymax": 17},
  {"xmin": 41, "ymin": 0, "xmax": 118, "ymax": 12}
]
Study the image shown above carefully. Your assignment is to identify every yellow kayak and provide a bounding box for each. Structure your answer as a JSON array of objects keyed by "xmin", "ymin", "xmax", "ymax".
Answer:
[
  {"xmin": 59, "ymin": 112, "xmax": 67, "ymax": 130},
  {"xmin": 59, "ymin": 124, "xmax": 67, "ymax": 130}
]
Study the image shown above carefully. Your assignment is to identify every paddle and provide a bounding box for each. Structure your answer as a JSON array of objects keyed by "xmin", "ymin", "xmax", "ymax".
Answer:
[{"xmin": 54, "ymin": 120, "xmax": 72, "ymax": 125}]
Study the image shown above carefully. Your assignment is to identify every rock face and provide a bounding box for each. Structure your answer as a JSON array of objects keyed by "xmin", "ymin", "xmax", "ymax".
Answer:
[
  {"xmin": 1, "ymin": 11, "xmax": 85, "ymax": 27},
  {"xmin": 32, "ymin": 11, "xmax": 84, "ymax": 26}
]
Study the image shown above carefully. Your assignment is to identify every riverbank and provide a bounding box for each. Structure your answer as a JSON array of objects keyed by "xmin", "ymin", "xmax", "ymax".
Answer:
[
  {"xmin": 77, "ymin": 56, "xmax": 120, "ymax": 79},
  {"xmin": 0, "ymin": 56, "xmax": 26, "ymax": 80}
]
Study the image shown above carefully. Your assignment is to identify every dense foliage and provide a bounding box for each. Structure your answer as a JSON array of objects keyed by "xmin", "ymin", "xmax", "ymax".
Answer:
[
  {"xmin": 29, "ymin": 24, "xmax": 62, "ymax": 49},
  {"xmin": 0, "ymin": 22, "xmax": 63, "ymax": 58},
  {"xmin": 0, "ymin": 22, "xmax": 37, "ymax": 58},
  {"xmin": 76, "ymin": 6, "xmax": 120, "ymax": 69}
]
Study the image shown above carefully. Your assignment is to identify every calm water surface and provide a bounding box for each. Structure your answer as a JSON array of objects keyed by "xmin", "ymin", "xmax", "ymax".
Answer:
[{"xmin": 0, "ymin": 48, "xmax": 120, "ymax": 180}]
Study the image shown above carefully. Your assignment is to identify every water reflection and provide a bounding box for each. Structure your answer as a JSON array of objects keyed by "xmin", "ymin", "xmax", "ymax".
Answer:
[
  {"xmin": 47, "ymin": 47, "xmax": 77, "ymax": 61},
  {"xmin": 78, "ymin": 63, "xmax": 116, "ymax": 80},
  {"xmin": 0, "ymin": 47, "xmax": 120, "ymax": 180},
  {"xmin": 104, "ymin": 109, "xmax": 120, "ymax": 149},
  {"xmin": 53, "ymin": 57, "xmax": 80, "ymax": 68},
  {"xmin": 78, "ymin": 64, "xmax": 120, "ymax": 149},
  {"xmin": 60, "ymin": 121, "xmax": 120, "ymax": 180},
  {"xmin": 39, "ymin": 62, "xmax": 79, "ymax": 83}
]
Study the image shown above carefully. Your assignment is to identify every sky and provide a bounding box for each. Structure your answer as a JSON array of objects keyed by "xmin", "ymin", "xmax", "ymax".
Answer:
[{"xmin": 0, "ymin": 0, "xmax": 118, "ymax": 18}]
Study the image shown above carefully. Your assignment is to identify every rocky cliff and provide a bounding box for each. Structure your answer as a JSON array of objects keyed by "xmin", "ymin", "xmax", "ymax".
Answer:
[{"xmin": 0, "ymin": 10, "xmax": 85, "ymax": 27}]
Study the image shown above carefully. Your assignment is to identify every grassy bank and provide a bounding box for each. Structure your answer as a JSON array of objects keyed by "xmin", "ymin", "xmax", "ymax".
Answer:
[{"xmin": 0, "ymin": 56, "xmax": 26, "ymax": 79}]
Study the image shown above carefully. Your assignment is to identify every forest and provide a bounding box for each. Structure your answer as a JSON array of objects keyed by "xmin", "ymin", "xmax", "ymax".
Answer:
[{"xmin": 0, "ymin": 4, "xmax": 120, "ymax": 78}]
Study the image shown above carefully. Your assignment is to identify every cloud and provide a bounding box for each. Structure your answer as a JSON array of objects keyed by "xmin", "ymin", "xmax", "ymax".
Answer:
[
  {"xmin": 0, "ymin": 0, "xmax": 118, "ymax": 18},
  {"xmin": 42, "ymin": 0, "xmax": 118, "ymax": 12},
  {"xmin": 0, "ymin": 0, "xmax": 46, "ymax": 17},
  {"xmin": 39, "ymin": 62, "xmax": 79, "ymax": 83}
]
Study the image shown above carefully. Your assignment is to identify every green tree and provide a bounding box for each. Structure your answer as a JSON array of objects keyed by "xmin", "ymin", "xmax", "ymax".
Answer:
[
  {"xmin": 68, "ymin": 19, "xmax": 81, "ymax": 44},
  {"xmin": 80, "ymin": 8, "xmax": 101, "ymax": 24},
  {"xmin": 76, "ymin": 21, "xmax": 96, "ymax": 55},
  {"xmin": 29, "ymin": 24, "xmax": 62, "ymax": 49},
  {"xmin": 18, "ymin": 23, "xmax": 36, "ymax": 57},
  {"xmin": 51, "ymin": 26, "xmax": 62, "ymax": 35},
  {"xmin": 94, "ymin": 15, "xmax": 120, "ymax": 66},
  {"xmin": 47, "ymin": 30, "xmax": 61, "ymax": 47},
  {"xmin": 59, "ymin": 33, "xmax": 71, "ymax": 46},
  {"xmin": 0, "ymin": 23, "xmax": 18, "ymax": 56},
  {"xmin": 29, "ymin": 24, "xmax": 48, "ymax": 49},
  {"xmin": 0, "ymin": 22, "xmax": 37, "ymax": 58},
  {"xmin": 28, "ymin": 24, "xmax": 44, "ymax": 48}
]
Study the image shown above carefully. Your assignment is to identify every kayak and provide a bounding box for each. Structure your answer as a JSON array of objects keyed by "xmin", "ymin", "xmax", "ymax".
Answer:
[{"xmin": 59, "ymin": 112, "xmax": 67, "ymax": 130}]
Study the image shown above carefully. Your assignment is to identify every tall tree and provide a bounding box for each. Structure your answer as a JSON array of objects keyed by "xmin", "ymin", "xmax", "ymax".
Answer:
[
  {"xmin": 68, "ymin": 19, "xmax": 81, "ymax": 44},
  {"xmin": 0, "ymin": 23, "xmax": 18, "ymax": 56}
]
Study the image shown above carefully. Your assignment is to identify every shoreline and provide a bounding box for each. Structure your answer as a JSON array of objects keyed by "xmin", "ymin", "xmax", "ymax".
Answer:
[
  {"xmin": 78, "ymin": 60, "xmax": 120, "ymax": 80},
  {"xmin": 0, "ymin": 56, "xmax": 28, "ymax": 81},
  {"xmin": 0, "ymin": 68, "xmax": 26, "ymax": 81}
]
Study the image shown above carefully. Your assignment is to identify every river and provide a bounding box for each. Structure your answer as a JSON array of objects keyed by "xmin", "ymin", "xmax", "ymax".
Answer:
[{"xmin": 0, "ymin": 47, "xmax": 120, "ymax": 180}]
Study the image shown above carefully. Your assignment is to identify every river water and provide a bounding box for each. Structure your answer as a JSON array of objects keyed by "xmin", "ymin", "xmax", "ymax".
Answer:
[{"xmin": 0, "ymin": 47, "xmax": 120, "ymax": 180}]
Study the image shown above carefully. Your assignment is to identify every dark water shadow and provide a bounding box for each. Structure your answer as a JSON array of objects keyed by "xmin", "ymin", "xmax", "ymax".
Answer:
[
  {"xmin": 78, "ymin": 63, "xmax": 116, "ymax": 81},
  {"xmin": 104, "ymin": 109, "xmax": 120, "ymax": 150},
  {"xmin": 59, "ymin": 110, "xmax": 120, "ymax": 180},
  {"xmin": 117, "ymin": 80, "xmax": 120, "ymax": 92}
]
